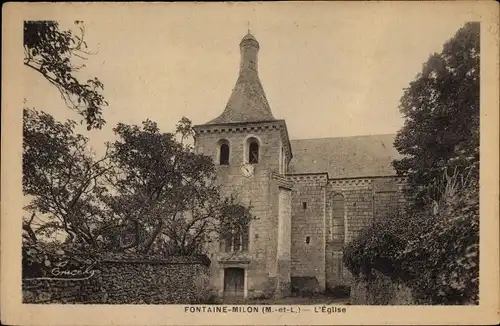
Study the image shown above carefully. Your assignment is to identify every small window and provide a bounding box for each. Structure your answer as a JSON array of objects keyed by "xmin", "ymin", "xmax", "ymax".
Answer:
[
  {"xmin": 305, "ymin": 236, "xmax": 310, "ymax": 244},
  {"xmin": 280, "ymin": 146, "xmax": 285, "ymax": 174},
  {"xmin": 249, "ymin": 140, "xmax": 259, "ymax": 164},
  {"xmin": 302, "ymin": 202, "xmax": 307, "ymax": 209},
  {"xmin": 220, "ymin": 143, "xmax": 230, "ymax": 165}
]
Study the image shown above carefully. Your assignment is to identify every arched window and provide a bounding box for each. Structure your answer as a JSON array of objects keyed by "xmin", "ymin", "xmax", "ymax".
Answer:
[
  {"xmin": 248, "ymin": 138, "xmax": 259, "ymax": 164},
  {"xmin": 331, "ymin": 194, "xmax": 345, "ymax": 243},
  {"xmin": 221, "ymin": 224, "xmax": 249, "ymax": 253},
  {"xmin": 220, "ymin": 143, "xmax": 230, "ymax": 165}
]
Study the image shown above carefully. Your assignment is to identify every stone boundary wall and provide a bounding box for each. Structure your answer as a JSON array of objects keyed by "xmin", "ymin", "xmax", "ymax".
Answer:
[
  {"xmin": 349, "ymin": 270, "xmax": 415, "ymax": 305},
  {"xmin": 23, "ymin": 255, "xmax": 211, "ymax": 304}
]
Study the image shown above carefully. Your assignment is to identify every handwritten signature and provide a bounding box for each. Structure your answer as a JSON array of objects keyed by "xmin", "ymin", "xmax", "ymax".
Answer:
[{"xmin": 25, "ymin": 260, "xmax": 98, "ymax": 281}]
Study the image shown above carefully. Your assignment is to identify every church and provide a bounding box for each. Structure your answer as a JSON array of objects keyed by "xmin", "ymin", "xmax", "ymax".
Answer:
[{"xmin": 192, "ymin": 32, "xmax": 405, "ymax": 299}]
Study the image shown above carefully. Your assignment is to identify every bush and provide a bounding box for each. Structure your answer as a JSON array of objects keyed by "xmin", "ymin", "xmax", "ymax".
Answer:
[
  {"xmin": 344, "ymin": 168, "xmax": 479, "ymax": 304},
  {"xmin": 343, "ymin": 214, "xmax": 408, "ymax": 281},
  {"xmin": 402, "ymin": 170, "xmax": 479, "ymax": 304}
]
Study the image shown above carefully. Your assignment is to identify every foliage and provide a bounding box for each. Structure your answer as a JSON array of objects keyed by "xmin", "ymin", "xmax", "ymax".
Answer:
[
  {"xmin": 402, "ymin": 169, "xmax": 479, "ymax": 304},
  {"xmin": 344, "ymin": 168, "xmax": 478, "ymax": 304},
  {"xmin": 102, "ymin": 117, "xmax": 254, "ymax": 254},
  {"xmin": 23, "ymin": 107, "xmax": 252, "ymax": 257},
  {"xmin": 343, "ymin": 212, "xmax": 409, "ymax": 281},
  {"xmin": 393, "ymin": 22, "xmax": 479, "ymax": 208},
  {"xmin": 24, "ymin": 20, "xmax": 107, "ymax": 130},
  {"xmin": 22, "ymin": 240, "xmax": 97, "ymax": 279},
  {"xmin": 344, "ymin": 23, "xmax": 479, "ymax": 305},
  {"xmin": 23, "ymin": 108, "xmax": 115, "ymax": 248}
]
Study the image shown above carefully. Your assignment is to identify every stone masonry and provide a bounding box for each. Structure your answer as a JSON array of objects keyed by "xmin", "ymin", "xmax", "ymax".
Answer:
[{"xmin": 193, "ymin": 32, "xmax": 405, "ymax": 298}]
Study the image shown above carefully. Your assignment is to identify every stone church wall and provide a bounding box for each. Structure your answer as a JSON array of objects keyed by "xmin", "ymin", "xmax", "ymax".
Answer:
[
  {"xmin": 325, "ymin": 178, "xmax": 376, "ymax": 289},
  {"xmin": 194, "ymin": 126, "xmax": 406, "ymax": 297},
  {"xmin": 287, "ymin": 174, "xmax": 328, "ymax": 292},
  {"xmin": 288, "ymin": 175, "xmax": 406, "ymax": 292},
  {"xmin": 194, "ymin": 125, "xmax": 285, "ymax": 176},
  {"xmin": 194, "ymin": 126, "xmax": 287, "ymax": 298},
  {"xmin": 327, "ymin": 178, "xmax": 375, "ymax": 243}
]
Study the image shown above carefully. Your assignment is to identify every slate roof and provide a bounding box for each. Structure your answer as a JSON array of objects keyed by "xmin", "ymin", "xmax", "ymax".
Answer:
[
  {"xmin": 205, "ymin": 33, "xmax": 276, "ymax": 125},
  {"xmin": 207, "ymin": 77, "xmax": 275, "ymax": 124},
  {"xmin": 288, "ymin": 134, "xmax": 401, "ymax": 179}
]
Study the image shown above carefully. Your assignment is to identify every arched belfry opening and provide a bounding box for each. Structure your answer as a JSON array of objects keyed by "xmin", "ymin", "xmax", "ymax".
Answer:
[
  {"xmin": 248, "ymin": 138, "xmax": 259, "ymax": 164},
  {"xmin": 219, "ymin": 140, "xmax": 230, "ymax": 165}
]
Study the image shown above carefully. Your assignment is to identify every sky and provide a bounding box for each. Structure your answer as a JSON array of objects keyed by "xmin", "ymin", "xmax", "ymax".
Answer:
[{"xmin": 21, "ymin": 2, "xmax": 478, "ymax": 156}]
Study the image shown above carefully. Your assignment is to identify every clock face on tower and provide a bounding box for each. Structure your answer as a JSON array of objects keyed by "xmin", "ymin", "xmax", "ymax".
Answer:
[{"xmin": 241, "ymin": 163, "xmax": 255, "ymax": 178}]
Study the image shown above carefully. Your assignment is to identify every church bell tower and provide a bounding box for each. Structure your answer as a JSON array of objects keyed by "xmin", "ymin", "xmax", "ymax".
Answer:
[{"xmin": 193, "ymin": 32, "xmax": 293, "ymax": 299}]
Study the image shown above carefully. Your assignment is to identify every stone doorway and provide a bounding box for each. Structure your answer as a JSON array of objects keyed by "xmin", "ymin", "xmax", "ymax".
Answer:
[{"xmin": 223, "ymin": 267, "xmax": 245, "ymax": 299}]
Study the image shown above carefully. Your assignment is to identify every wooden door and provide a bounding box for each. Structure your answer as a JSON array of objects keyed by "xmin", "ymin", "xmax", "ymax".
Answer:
[{"xmin": 223, "ymin": 268, "xmax": 244, "ymax": 299}]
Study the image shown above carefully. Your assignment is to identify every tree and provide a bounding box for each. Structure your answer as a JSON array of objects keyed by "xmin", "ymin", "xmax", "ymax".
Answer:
[
  {"xmin": 103, "ymin": 118, "xmax": 253, "ymax": 255},
  {"xmin": 23, "ymin": 108, "xmax": 114, "ymax": 248},
  {"xmin": 344, "ymin": 22, "xmax": 480, "ymax": 305},
  {"xmin": 24, "ymin": 21, "xmax": 107, "ymax": 130},
  {"xmin": 393, "ymin": 22, "xmax": 479, "ymax": 208}
]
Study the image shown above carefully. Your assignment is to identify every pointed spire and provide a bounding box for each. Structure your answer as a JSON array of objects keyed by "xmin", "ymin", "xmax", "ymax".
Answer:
[{"xmin": 205, "ymin": 32, "xmax": 276, "ymax": 125}]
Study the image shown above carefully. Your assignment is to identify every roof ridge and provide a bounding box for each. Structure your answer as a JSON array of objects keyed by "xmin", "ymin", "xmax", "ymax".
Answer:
[
  {"xmin": 288, "ymin": 133, "xmax": 400, "ymax": 178},
  {"xmin": 290, "ymin": 133, "xmax": 397, "ymax": 142}
]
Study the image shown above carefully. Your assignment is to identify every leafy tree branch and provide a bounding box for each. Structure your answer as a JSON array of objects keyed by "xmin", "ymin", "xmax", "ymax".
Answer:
[{"xmin": 24, "ymin": 20, "xmax": 107, "ymax": 130}]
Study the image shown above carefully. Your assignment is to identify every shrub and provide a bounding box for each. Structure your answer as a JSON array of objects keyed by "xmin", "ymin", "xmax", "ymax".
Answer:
[
  {"xmin": 402, "ymin": 169, "xmax": 479, "ymax": 304},
  {"xmin": 343, "ymin": 213, "xmax": 409, "ymax": 281},
  {"xmin": 344, "ymin": 167, "xmax": 479, "ymax": 304}
]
